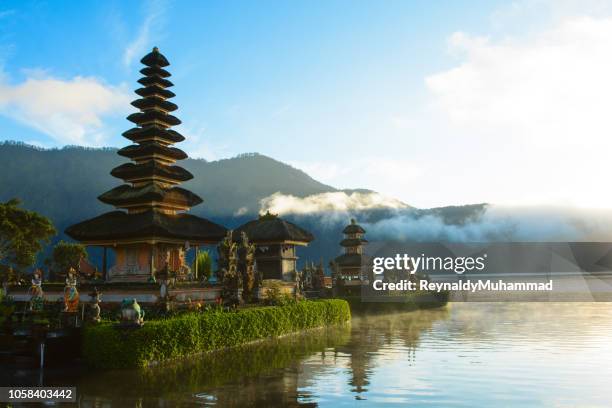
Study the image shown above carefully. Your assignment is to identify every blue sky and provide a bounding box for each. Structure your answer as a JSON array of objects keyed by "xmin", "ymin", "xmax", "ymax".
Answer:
[{"xmin": 2, "ymin": 0, "xmax": 612, "ymax": 209}]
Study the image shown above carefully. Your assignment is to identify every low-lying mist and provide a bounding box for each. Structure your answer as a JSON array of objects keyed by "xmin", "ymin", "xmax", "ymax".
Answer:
[{"xmin": 260, "ymin": 192, "xmax": 612, "ymax": 242}]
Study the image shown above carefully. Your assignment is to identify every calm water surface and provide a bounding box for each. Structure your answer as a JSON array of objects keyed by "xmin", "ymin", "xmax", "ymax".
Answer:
[{"xmin": 8, "ymin": 303, "xmax": 612, "ymax": 407}]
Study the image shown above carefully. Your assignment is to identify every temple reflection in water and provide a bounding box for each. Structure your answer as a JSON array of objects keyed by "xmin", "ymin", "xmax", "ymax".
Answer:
[
  {"xmin": 7, "ymin": 303, "xmax": 611, "ymax": 407},
  {"xmin": 24, "ymin": 308, "xmax": 448, "ymax": 407}
]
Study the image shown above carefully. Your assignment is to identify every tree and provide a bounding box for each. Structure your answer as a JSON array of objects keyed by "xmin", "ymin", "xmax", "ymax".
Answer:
[
  {"xmin": 51, "ymin": 241, "xmax": 87, "ymax": 280},
  {"xmin": 0, "ymin": 199, "xmax": 56, "ymax": 272},
  {"xmin": 192, "ymin": 250, "xmax": 213, "ymax": 281}
]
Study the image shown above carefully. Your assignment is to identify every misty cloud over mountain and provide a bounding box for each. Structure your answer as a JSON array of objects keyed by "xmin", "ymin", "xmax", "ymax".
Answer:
[
  {"xmin": 2, "ymin": 143, "xmax": 611, "ymax": 270},
  {"xmin": 261, "ymin": 192, "xmax": 612, "ymax": 243}
]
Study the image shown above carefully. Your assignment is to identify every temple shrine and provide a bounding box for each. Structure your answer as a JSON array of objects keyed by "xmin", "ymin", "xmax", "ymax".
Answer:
[
  {"xmin": 66, "ymin": 48, "xmax": 227, "ymax": 283},
  {"xmin": 331, "ymin": 219, "xmax": 370, "ymax": 291},
  {"xmin": 233, "ymin": 212, "xmax": 314, "ymax": 281}
]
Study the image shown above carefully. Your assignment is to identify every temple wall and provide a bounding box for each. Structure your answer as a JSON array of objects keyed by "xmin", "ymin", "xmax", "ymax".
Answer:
[
  {"xmin": 8, "ymin": 286, "xmax": 223, "ymax": 305},
  {"xmin": 108, "ymin": 244, "xmax": 190, "ymax": 282},
  {"xmin": 282, "ymin": 259, "xmax": 297, "ymax": 279},
  {"xmin": 108, "ymin": 245, "xmax": 151, "ymax": 282}
]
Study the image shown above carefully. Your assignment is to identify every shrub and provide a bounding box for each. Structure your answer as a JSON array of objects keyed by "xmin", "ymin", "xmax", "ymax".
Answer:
[
  {"xmin": 82, "ymin": 299, "xmax": 350, "ymax": 369},
  {"xmin": 192, "ymin": 250, "xmax": 213, "ymax": 281},
  {"xmin": 49, "ymin": 241, "xmax": 87, "ymax": 280},
  {"xmin": 261, "ymin": 279, "xmax": 296, "ymax": 306}
]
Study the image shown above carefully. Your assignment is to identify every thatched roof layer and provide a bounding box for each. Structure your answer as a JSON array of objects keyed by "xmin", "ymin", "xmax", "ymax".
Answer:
[
  {"xmin": 131, "ymin": 97, "xmax": 178, "ymax": 112},
  {"xmin": 99, "ymin": 184, "xmax": 202, "ymax": 208},
  {"xmin": 140, "ymin": 47, "xmax": 170, "ymax": 67},
  {"xmin": 66, "ymin": 210, "xmax": 226, "ymax": 243},
  {"xmin": 111, "ymin": 161, "xmax": 193, "ymax": 183},
  {"xmin": 117, "ymin": 143, "xmax": 187, "ymax": 161},
  {"xmin": 340, "ymin": 238, "xmax": 368, "ymax": 247},
  {"xmin": 234, "ymin": 212, "xmax": 314, "ymax": 244},
  {"xmin": 343, "ymin": 219, "xmax": 366, "ymax": 234},
  {"xmin": 122, "ymin": 126, "xmax": 185, "ymax": 144},
  {"xmin": 334, "ymin": 253, "xmax": 371, "ymax": 267},
  {"xmin": 140, "ymin": 66, "xmax": 171, "ymax": 78},
  {"xmin": 127, "ymin": 111, "xmax": 181, "ymax": 127}
]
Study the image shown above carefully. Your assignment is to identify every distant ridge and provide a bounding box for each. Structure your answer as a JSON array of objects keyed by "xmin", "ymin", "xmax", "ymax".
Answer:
[
  {"xmin": 0, "ymin": 141, "xmax": 336, "ymax": 226},
  {"xmin": 0, "ymin": 141, "xmax": 486, "ymax": 268}
]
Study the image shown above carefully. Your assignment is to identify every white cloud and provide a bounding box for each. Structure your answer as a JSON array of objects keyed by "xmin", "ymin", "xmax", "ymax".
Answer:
[
  {"xmin": 260, "ymin": 191, "xmax": 408, "ymax": 216},
  {"xmin": 364, "ymin": 204, "xmax": 612, "ymax": 242},
  {"xmin": 123, "ymin": 0, "xmax": 167, "ymax": 67},
  {"xmin": 426, "ymin": 17, "xmax": 612, "ymax": 138},
  {"xmin": 423, "ymin": 16, "xmax": 612, "ymax": 208},
  {"xmin": 0, "ymin": 74, "xmax": 130, "ymax": 146},
  {"xmin": 290, "ymin": 158, "xmax": 423, "ymax": 199},
  {"xmin": 234, "ymin": 206, "xmax": 249, "ymax": 216}
]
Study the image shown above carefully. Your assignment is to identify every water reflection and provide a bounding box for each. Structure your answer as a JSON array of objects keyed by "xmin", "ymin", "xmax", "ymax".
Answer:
[
  {"xmin": 4, "ymin": 303, "xmax": 612, "ymax": 407},
  {"xmin": 335, "ymin": 308, "xmax": 451, "ymax": 398}
]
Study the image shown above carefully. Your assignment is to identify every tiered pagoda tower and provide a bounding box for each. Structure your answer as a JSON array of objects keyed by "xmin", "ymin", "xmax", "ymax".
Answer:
[
  {"xmin": 66, "ymin": 47, "xmax": 227, "ymax": 282},
  {"xmin": 332, "ymin": 219, "xmax": 370, "ymax": 286}
]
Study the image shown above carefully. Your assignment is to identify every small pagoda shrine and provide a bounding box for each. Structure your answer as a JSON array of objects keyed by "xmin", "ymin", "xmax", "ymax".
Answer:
[
  {"xmin": 332, "ymin": 219, "xmax": 370, "ymax": 287},
  {"xmin": 233, "ymin": 212, "xmax": 314, "ymax": 281},
  {"xmin": 66, "ymin": 47, "xmax": 227, "ymax": 283}
]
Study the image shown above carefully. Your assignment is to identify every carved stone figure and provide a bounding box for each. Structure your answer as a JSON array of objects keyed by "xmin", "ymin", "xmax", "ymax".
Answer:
[
  {"xmin": 217, "ymin": 231, "xmax": 242, "ymax": 305},
  {"xmin": 240, "ymin": 232, "xmax": 257, "ymax": 301},
  {"xmin": 120, "ymin": 298, "xmax": 144, "ymax": 326},
  {"xmin": 63, "ymin": 267, "xmax": 79, "ymax": 312},
  {"xmin": 217, "ymin": 230, "xmax": 263, "ymax": 305},
  {"xmin": 29, "ymin": 269, "xmax": 44, "ymax": 312},
  {"xmin": 89, "ymin": 287, "xmax": 101, "ymax": 323},
  {"xmin": 330, "ymin": 260, "xmax": 340, "ymax": 296},
  {"xmin": 253, "ymin": 260, "xmax": 262, "ymax": 291},
  {"xmin": 295, "ymin": 269, "xmax": 303, "ymax": 297},
  {"xmin": 315, "ymin": 261, "xmax": 325, "ymax": 290},
  {"xmin": 176, "ymin": 248, "xmax": 191, "ymax": 281},
  {"xmin": 228, "ymin": 239, "xmax": 238, "ymax": 280},
  {"xmin": 217, "ymin": 231, "xmax": 234, "ymax": 282}
]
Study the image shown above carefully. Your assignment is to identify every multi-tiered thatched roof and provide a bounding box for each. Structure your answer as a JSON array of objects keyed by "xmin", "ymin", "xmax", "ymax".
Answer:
[{"xmin": 66, "ymin": 48, "xmax": 226, "ymax": 245}]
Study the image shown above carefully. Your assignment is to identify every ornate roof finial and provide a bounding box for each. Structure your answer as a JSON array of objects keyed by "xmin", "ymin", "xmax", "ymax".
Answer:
[
  {"xmin": 351, "ymin": 218, "xmax": 356, "ymax": 224},
  {"xmin": 153, "ymin": 46, "xmax": 159, "ymax": 53}
]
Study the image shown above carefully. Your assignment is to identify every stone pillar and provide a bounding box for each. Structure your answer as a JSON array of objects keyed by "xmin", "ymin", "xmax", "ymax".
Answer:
[
  {"xmin": 194, "ymin": 246, "xmax": 199, "ymax": 281},
  {"xmin": 102, "ymin": 247, "xmax": 108, "ymax": 281},
  {"xmin": 150, "ymin": 244, "xmax": 156, "ymax": 280}
]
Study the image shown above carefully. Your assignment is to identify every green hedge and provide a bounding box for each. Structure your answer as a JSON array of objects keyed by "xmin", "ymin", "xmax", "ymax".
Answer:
[
  {"xmin": 82, "ymin": 299, "xmax": 350, "ymax": 368},
  {"xmin": 76, "ymin": 324, "xmax": 352, "ymax": 399}
]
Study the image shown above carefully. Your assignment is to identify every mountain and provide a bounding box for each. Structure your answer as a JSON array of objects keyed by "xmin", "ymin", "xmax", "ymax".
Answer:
[
  {"xmin": 0, "ymin": 142, "xmax": 335, "ymax": 225},
  {"xmin": 0, "ymin": 141, "xmax": 486, "ymax": 270}
]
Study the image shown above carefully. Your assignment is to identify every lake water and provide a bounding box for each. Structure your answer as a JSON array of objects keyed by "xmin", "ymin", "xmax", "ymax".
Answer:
[{"xmin": 7, "ymin": 303, "xmax": 612, "ymax": 407}]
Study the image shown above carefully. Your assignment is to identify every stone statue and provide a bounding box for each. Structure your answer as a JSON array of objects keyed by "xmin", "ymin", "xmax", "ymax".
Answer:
[
  {"xmin": 228, "ymin": 239, "xmax": 238, "ymax": 279},
  {"xmin": 228, "ymin": 237, "xmax": 240, "ymax": 288},
  {"xmin": 240, "ymin": 232, "xmax": 257, "ymax": 302},
  {"xmin": 177, "ymin": 248, "xmax": 191, "ymax": 281},
  {"xmin": 330, "ymin": 260, "xmax": 340, "ymax": 296},
  {"xmin": 315, "ymin": 261, "xmax": 325, "ymax": 290},
  {"xmin": 29, "ymin": 269, "xmax": 44, "ymax": 312},
  {"xmin": 299, "ymin": 262, "xmax": 317, "ymax": 291},
  {"xmin": 88, "ymin": 287, "xmax": 101, "ymax": 323},
  {"xmin": 63, "ymin": 267, "xmax": 79, "ymax": 313},
  {"xmin": 159, "ymin": 277, "xmax": 169, "ymax": 299},
  {"xmin": 217, "ymin": 231, "xmax": 233, "ymax": 282},
  {"xmin": 295, "ymin": 269, "xmax": 303, "ymax": 298},
  {"xmin": 218, "ymin": 231, "xmax": 242, "ymax": 306},
  {"xmin": 253, "ymin": 260, "xmax": 262, "ymax": 291},
  {"xmin": 217, "ymin": 230, "xmax": 264, "ymax": 305},
  {"xmin": 119, "ymin": 298, "xmax": 144, "ymax": 326}
]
